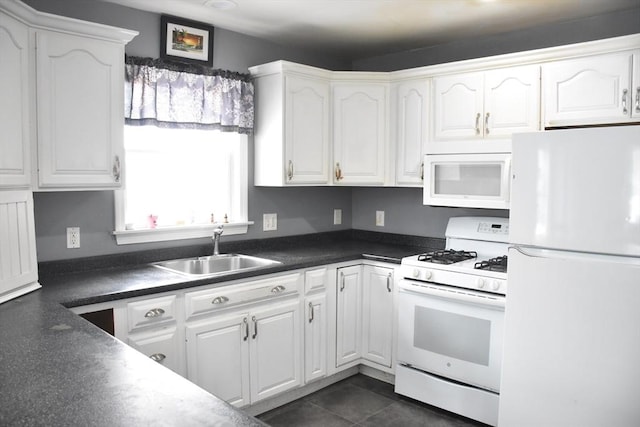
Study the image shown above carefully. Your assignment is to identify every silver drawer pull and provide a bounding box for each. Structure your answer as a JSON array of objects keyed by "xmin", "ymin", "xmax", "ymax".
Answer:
[
  {"xmin": 144, "ymin": 308, "xmax": 165, "ymax": 318},
  {"xmin": 308, "ymin": 302, "xmax": 314, "ymax": 323},
  {"xmin": 622, "ymin": 88, "xmax": 628, "ymax": 114},
  {"xmin": 211, "ymin": 296, "xmax": 229, "ymax": 304},
  {"xmin": 243, "ymin": 317, "xmax": 249, "ymax": 341},
  {"xmin": 271, "ymin": 285, "xmax": 286, "ymax": 293},
  {"xmin": 149, "ymin": 353, "xmax": 166, "ymax": 363},
  {"xmin": 386, "ymin": 272, "xmax": 393, "ymax": 293}
]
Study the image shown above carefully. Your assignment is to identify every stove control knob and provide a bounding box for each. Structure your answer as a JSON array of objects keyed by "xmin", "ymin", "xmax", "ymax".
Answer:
[
  {"xmin": 476, "ymin": 278, "xmax": 486, "ymax": 289},
  {"xmin": 491, "ymin": 280, "xmax": 501, "ymax": 291},
  {"xmin": 412, "ymin": 269, "xmax": 420, "ymax": 278},
  {"xmin": 424, "ymin": 270, "xmax": 432, "ymax": 280}
]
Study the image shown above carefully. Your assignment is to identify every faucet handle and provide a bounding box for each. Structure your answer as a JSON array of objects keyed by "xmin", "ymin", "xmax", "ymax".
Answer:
[{"xmin": 213, "ymin": 225, "xmax": 224, "ymax": 237}]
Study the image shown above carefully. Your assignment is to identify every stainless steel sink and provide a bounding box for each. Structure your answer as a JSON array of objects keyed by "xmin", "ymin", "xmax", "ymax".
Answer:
[{"xmin": 153, "ymin": 254, "xmax": 281, "ymax": 277}]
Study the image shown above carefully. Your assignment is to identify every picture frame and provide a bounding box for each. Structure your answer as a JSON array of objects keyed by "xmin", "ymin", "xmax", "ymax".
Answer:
[{"xmin": 160, "ymin": 15, "xmax": 214, "ymax": 66}]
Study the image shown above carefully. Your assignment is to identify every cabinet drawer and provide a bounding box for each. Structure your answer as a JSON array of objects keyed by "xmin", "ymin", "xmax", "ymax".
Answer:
[
  {"xmin": 185, "ymin": 273, "xmax": 301, "ymax": 319},
  {"xmin": 305, "ymin": 268, "xmax": 327, "ymax": 294},
  {"xmin": 127, "ymin": 327, "xmax": 181, "ymax": 375},
  {"xmin": 127, "ymin": 295, "xmax": 177, "ymax": 332}
]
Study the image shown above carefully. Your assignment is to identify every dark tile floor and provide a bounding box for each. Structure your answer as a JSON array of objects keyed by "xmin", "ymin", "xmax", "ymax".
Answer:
[{"xmin": 257, "ymin": 374, "xmax": 489, "ymax": 427}]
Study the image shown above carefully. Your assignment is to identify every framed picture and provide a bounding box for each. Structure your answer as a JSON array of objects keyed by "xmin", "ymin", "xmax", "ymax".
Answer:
[{"xmin": 160, "ymin": 15, "xmax": 214, "ymax": 66}]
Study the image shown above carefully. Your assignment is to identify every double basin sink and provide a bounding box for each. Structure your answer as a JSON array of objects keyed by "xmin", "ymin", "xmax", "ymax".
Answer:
[{"xmin": 153, "ymin": 253, "xmax": 282, "ymax": 278}]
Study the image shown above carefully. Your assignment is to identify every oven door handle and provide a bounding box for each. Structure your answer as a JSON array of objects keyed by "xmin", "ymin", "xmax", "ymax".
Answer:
[{"xmin": 398, "ymin": 280, "xmax": 505, "ymax": 309}]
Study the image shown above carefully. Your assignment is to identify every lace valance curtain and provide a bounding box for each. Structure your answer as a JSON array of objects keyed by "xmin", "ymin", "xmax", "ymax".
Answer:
[{"xmin": 124, "ymin": 56, "xmax": 254, "ymax": 135}]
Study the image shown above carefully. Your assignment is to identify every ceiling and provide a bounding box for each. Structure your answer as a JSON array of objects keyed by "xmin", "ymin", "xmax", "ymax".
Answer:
[{"xmin": 100, "ymin": 0, "xmax": 639, "ymax": 59}]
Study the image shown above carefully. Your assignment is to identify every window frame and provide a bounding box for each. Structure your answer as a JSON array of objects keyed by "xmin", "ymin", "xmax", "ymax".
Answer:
[{"xmin": 113, "ymin": 131, "xmax": 251, "ymax": 245}]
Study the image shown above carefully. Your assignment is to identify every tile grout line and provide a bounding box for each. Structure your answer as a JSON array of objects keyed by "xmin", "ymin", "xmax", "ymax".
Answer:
[{"xmin": 305, "ymin": 399, "xmax": 358, "ymax": 425}]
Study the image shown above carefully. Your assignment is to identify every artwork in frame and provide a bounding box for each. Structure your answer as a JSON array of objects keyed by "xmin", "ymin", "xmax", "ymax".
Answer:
[{"xmin": 160, "ymin": 15, "xmax": 214, "ymax": 66}]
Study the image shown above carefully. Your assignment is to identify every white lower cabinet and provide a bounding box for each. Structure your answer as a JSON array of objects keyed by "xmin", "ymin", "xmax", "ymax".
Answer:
[
  {"xmin": 361, "ymin": 265, "xmax": 394, "ymax": 368},
  {"xmin": 0, "ymin": 190, "xmax": 40, "ymax": 304},
  {"xmin": 185, "ymin": 299, "xmax": 302, "ymax": 407},
  {"xmin": 335, "ymin": 265, "xmax": 363, "ymax": 366}
]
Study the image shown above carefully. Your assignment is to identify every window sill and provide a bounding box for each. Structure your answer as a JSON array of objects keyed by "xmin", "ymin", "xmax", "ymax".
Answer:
[{"xmin": 113, "ymin": 222, "xmax": 253, "ymax": 245}]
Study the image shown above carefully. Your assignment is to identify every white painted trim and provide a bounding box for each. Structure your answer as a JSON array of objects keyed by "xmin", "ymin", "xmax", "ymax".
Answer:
[
  {"xmin": 0, "ymin": 0, "xmax": 138, "ymax": 43},
  {"xmin": 113, "ymin": 222, "xmax": 253, "ymax": 245}
]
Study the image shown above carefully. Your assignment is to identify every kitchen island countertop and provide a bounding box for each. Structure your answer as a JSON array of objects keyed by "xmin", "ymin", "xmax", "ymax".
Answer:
[{"xmin": 0, "ymin": 230, "xmax": 440, "ymax": 426}]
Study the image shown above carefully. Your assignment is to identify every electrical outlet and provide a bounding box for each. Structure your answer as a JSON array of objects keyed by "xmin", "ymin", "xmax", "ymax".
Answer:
[
  {"xmin": 333, "ymin": 209, "xmax": 342, "ymax": 225},
  {"xmin": 66, "ymin": 227, "xmax": 80, "ymax": 248},
  {"xmin": 375, "ymin": 210, "xmax": 385, "ymax": 227},
  {"xmin": 263, "ymin": 213, "xmax": 277, "ymax": 231}
]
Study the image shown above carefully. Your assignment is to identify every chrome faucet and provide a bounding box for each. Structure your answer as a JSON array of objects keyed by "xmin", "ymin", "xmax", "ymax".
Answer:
[{"xmin": 212, "ymin": 225, "xmax": 224, "ymax": 256}]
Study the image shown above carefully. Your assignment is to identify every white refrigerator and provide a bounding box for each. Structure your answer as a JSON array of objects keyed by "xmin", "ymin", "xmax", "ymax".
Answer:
[{"xmin": 499, "ymin": 125, "xmax": 640, "ymax": 427}]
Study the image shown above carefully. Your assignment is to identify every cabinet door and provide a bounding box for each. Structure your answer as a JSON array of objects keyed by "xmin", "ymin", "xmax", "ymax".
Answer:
[
  {"xmin": 394, "ymin": 80, "xmax": 428, "ymax": 186},
  {"xmin": 185, "ymin": 313, "xmax": 251, "ymax": 407},
  {"xmin": 336, "ymin": 265, "xmax": 362, "ymax": 366},
  {"xmin": 333, "ymin": 84, "xmax": 387, "ymax": 185},
  {"xmin": 128, "ymin": 327, "xmax": 182, "ymax": 375},
  {"xmin": 0, "ymin": 191, "xmax": 40, "ymax": 304},
  {"xmin": 304, "ymin": 293, "xmax": 327, "ymax": 383},
  {"xmin": 0, "ymin": 12, "xmax": 30, "ymax": 187},
  {"xmin": 543, "ymin": 51, "xmax": 635, "ymax": 127},
  {"xmin": 484, "ymin": 65, "xmax": 540, "ymax": 139},
  {"xmin": 432, "ymin": 72, "xmax": 484, "ymax": 141},
  {"xmin": 36, "ymin": 30, "xmax": 124, "ymax": 188},
  {"xmin": 285, "ymin": 75, "xmax": 330, "ymax": 184},
  {"xmin": 362, "ymin": 265, "xmax": 394, "ymax": 368},
  {"xmin": 250, "ymin": 299, "xmax": 302, "ymax": 402}
]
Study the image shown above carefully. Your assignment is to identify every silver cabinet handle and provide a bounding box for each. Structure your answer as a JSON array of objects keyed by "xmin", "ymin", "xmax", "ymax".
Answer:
[
  {"xmin": 144, "ymin": 308, "xmax": 165, "ymax": 318},
  {"xmin": 420, "ymin": 161, "xmax": 424, "ymax": 181},
  {"xmin": 485, "ymin": 112, "xmax": 490, "ymax": 135},
  {"xmin": 243, "ymin": 317, "xmax": 249, "ymax": 341},
  {"xmin": 287, "ymin": 160, "xmax": 294, "ymax": 180},
  {"xmin": 252, "ymin": 316, "xmax": 258, "ymax": 339},
  {"xmin": 335, "ymin": 162, "xmax": 343, "ymax": 181},
  {"xmin": 339, "ymin": 271, "xmax": 345, "ymax": 292},
  {"xmin": 211, "ymin": 296, "xmax": 229, "ymax": 304},
  {"xmin": 386, "ymin": 272, "xmax": 392, "ymax": 293},
  {"xmin": 113, "ymin": 155, "xmax": 121, "ymax": 183},
  {"xmin": 149, "ymin": 353, "xmax": 166, "ymax": 363},
  {"xmin": 308, "ymin": 302, "xmax": 314, "ymax": 323},
  {"xmin": 475, "ymin": 113, "xmax": 481, "ymax": 135},
  {"xmin": 635, "ymin": 87, "xmax": 639, "ymax": 113},
  {"xmin": 622, "ymin": 88, "xmax": 628, "ymax": 115},
  {"xmin": 271, "ymin": 285, "xmax": 286, "ymax": 294}
]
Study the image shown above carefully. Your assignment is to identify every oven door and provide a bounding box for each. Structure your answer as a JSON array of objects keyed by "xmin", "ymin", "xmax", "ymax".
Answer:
[
  {"xmin": 397, "ymin": 279, "xmax": 505, "ymax": 392},
  {"xmin": 423, "ymin": 153, "xmax": 510, "ymax": 209}
]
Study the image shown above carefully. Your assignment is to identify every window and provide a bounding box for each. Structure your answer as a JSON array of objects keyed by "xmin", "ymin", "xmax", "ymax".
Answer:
[{"xmin": 114, "ymin": 126, "xmax": 249, "ymax": 245}]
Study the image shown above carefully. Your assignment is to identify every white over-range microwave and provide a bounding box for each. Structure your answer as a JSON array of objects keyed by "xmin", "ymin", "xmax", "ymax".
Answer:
[{"xmin": 423, "ymin": 153, "xmax": 511, "ymax": 209}]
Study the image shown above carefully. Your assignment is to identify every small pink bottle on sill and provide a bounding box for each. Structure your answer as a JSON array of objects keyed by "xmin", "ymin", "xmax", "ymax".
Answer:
[{"xmin": 148, "ymin": 214, "xmax": 158, "ymax": 229}]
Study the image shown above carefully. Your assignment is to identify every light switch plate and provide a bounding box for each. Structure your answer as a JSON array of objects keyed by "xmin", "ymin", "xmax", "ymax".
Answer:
[
  {"xmin": 263, "ymin": 213, "xmax": 277, "ymax": 231},
  {"xmin": 333, "ymin": 209, "xmax": 342, "ymax": 225},
  {"xmin": 375, "ymin": 210, "xmax": 385, "ymax": 227}
]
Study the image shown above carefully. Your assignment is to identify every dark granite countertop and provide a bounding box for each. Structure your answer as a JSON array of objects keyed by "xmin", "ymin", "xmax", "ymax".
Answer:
[{"xmin": 0, "ymin": 230, "xmax": 441, "ymax": 426}]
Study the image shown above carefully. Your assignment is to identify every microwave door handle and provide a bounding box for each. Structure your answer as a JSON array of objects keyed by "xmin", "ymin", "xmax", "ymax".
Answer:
[{"xmin": 503, "ymin": 157, "xmax": 512, "ymax": 202}]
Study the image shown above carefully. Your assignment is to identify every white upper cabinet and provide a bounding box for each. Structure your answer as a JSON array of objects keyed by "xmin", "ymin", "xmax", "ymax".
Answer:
[
  {"xmin": 543, "ymin": 51, "xmax": 640, "ymax": 127},
  {"xmin": 35, "ymin": 30, "xmax": 127, "ymax": 188},
  {"xmin": 0, "ymin": 10, "xmax": 30, "ymax": 188},
  {"xmin": 252, "ymin": 62, "xmax": 331, "ymax": 186},
  {"xmin": 393, "ymin": 79, "xmax": 429, "ymax": 187},
  {"xmin": 333, "ymin": 83, "xmax": 387, "ymax": 185},
  {"xmin": 431, "ymin": 65, "xmax": 540, "ymax": 153},
  {"xmin": 285, "ymin": 75, "xmax": 331, "ymax": 184},
  {"xmin": 0, "ymin": 0, "xmax": 137, "ymax": 190}
]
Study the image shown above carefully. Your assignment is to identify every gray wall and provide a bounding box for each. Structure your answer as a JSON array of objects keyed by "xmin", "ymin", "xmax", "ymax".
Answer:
[
  {"xmin": 352, "ymin": 6, "xmax": 640, "ymax": 71},
  {"xmin": 24, "ymin": 0, "xmax": 638, "ymax": 261},
  {"xmin": 25, "ymin": 0, "xmax": 353, "ymax": 261}
]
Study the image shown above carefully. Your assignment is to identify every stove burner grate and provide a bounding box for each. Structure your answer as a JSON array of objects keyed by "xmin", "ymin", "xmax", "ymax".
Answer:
[
  {"xmin": 418, "ymin": 249, "xmax": 478, "ymax": 265},
  {"xmin": 474, "ymin": 256, "xmax": 508, "ymax": 273}
]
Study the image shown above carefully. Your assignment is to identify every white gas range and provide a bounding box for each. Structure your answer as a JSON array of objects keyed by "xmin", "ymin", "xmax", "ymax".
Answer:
[{"xmin": 395, "ymin": 216, "xmax": 509, "ymax": 427}]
